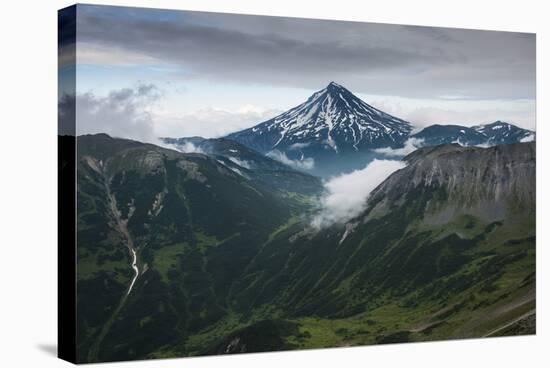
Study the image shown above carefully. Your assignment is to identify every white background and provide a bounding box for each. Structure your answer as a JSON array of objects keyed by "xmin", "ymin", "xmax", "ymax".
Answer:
[{"xmin": 0, "ymin": 0, "xmax": 547, "ymax": 366}]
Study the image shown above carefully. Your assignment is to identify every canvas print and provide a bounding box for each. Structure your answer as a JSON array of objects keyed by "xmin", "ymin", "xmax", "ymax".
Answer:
[{"xmin": 58, "ymin": 4, "xmax": 536, "ymax": 363}]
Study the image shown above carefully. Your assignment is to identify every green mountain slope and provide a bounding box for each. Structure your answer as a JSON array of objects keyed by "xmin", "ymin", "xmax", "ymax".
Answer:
[
  {"xmin": 75, "ymin": 134, "xmax": 322, "ymax": 362},
  {"xmin": 161, "ymin": 136, "xmax": 322, "ymax": 197},
  {"xmin": 216, "ymin": 142, "xmax": 535, "ymax": 350},
  {"xmin": 74, "ymin": 135, "xmax": 535, "ymax": 362}
]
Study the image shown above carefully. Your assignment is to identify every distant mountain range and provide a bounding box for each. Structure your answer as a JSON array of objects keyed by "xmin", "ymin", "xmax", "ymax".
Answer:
[
  {"xmin": 163, "ymin": 82, "xmax": 534, "ymax": 177},
  {"xmin": 411, "ymin": 121, "xmax": 535, "ymax": 147},
  {"xmin": 220, "ymin": 82, "xmax": 534, "ymax": 176}
]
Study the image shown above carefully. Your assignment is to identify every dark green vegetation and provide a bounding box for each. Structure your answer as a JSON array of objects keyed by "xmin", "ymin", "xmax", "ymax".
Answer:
[
  {"xmin": 160, "ymin": 136, "xmax": 322, "ymax": 195},
  {"xmin": 75, "ymin": 135, "xmax": 535, "ymax": 363},
  {"xmin": 75, "ymin": 134, "xmax": 321, "ymax": 362}
]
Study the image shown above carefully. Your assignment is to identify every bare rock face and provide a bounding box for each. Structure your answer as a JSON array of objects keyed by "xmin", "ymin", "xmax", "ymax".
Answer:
[{"xmin": 365, "ymin": 142, "xmax": 535, "ymax": 223}]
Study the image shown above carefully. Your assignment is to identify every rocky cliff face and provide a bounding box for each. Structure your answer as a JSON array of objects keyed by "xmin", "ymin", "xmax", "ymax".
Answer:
[{"xmin": 365, "ymin": 142, "xmax": 535, "ymax": 224}]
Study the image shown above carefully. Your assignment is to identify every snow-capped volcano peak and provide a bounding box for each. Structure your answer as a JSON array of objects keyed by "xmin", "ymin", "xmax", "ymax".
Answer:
[
  {"xmin": 227, "ymin": 82, "xmax": 413, "ymax": 154},
  {"xmin": 325, "ymin": 81, "xmax": 346, "ymax": 91}
]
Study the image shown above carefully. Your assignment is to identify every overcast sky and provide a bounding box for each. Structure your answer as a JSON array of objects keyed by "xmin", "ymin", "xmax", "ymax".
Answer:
[{"xmin": 59, "ymin": 4, "xmax": 536, "ymax": 140}]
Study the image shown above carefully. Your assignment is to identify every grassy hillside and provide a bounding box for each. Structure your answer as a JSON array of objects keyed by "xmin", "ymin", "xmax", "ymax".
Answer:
[
  {"xmin": 74, "ymin": 136, "xmax": 535, "ymax": 362},
  {"xmin": 75, "ymin": 134, "xmax": 322, "ymax": 362}
]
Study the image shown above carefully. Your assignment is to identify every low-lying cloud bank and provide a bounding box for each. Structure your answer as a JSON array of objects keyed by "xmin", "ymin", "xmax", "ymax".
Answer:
[
  {"xmin": 173, "ymin": 142, "xmax": 205, "ymax": 154},
  {"xmin": 311, "ymin": 159, "xmax": 406, "ymax": 228},
  {"xmin": 59, "ymin": 83, "xmax": 163, "ymax": 145},
  {"xmin": 374, "ymin": 137, "xmax": 424, "ymax": 157},
  {"xmin": 228, "ymin": 157, "xmax": 252, "ymax": 169},
  {"xmin": 267, "ymin": 150, "xmax": 315, "ymax": 170},
  {"xmin": 58, "ymin": 83, "xmax": 281, "ymax": 143},
  {"xmin": 167, "ymin": 106, "xmax": 282, "ymax": 138}
]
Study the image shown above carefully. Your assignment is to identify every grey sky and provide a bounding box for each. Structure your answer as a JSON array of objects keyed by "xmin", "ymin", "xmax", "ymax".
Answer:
[{"xmin": 65, "ymin": 4, "xmax": 536, "ymax": 139}]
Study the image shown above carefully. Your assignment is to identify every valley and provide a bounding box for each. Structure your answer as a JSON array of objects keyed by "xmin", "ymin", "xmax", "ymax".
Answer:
[{"xmin": 73, "ymin": 131, "xmax": 535, "ymax": 362}]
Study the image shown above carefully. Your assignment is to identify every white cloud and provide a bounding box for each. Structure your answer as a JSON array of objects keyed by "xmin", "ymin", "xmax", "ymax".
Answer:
[
  {"xmin": 374, "ymin": 137, "xmax": 424, "ymax": 157},
  {"xmin": 311, "ymin": 159, "xmax": 406, "ymax": 228},
  {"xmin": 266, "ymin": 150, "xmax": 315, "ymax": 170},
  {"xmin": 288, "ymin": 142, "xmax": 311, "ymax": 150},
  {"xmin": 69, "ymin": 83, "xmax": 163, "ymax": 144},
  {"xmin": 65, "ymin": 81, "xmax": 283, "ymax": 141},
  {"xmin": 474, "ymin": 143, "xmax": 492, "ymax": 148},
  {"xmin": 173, "ymin": 142, "xmax": 205, "ymax": 154},
  {"xmin": 157, "ymin": 106, "xmax": 282, "ymax": 138},
  {"xmin": 228, "ymin": 157, "xmax": 252, "ymax": 169},
  {"xmin": 367, "ymin": 96, "xmax": 536, "ymax": 131}
]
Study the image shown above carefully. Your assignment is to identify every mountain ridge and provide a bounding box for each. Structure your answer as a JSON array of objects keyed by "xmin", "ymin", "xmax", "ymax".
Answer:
[
  {"xmin": 411, "ymin": 121, "xmax": 534, "ymax": 147},
  {"xmin": 160, "ymin": 135, "xmax": 323, "ymax": 195}
]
